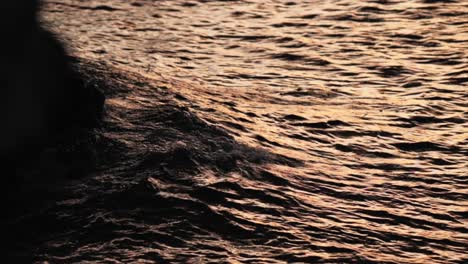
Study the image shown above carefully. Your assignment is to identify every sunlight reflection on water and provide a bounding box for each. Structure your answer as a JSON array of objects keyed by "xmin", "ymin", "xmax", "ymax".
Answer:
[{"xmin": 39, "ymin": 0, "xmax": 468, "ymax": 263}]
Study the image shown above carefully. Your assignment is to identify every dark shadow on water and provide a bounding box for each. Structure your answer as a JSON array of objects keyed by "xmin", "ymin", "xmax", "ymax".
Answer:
[
  {"xmin": 2, "ymin": 56, "xmax": 303, "ymax": 262},
  {"xmin": 0, "ymin": 1, "xmax": 104, "ymax": 180},
  {"xmin": 1, "ymin": 2, "xmax": 105, "ymax": 259}
]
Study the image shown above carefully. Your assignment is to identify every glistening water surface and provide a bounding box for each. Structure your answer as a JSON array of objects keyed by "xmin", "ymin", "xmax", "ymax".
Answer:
[{"xmin": 37, "ymin": 0, "xmax": 468, "ymax": 262}]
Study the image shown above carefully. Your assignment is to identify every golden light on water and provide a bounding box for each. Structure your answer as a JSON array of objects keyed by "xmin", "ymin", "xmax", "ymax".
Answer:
[{"xmin": 5, "ymin": 0, "xmax": 464, "ymax": 262}]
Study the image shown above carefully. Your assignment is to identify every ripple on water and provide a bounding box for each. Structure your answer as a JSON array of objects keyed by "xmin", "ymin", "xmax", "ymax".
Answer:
[{"xmin": 16, "ymin": 0, "xmax": 468, "ymax": 263}]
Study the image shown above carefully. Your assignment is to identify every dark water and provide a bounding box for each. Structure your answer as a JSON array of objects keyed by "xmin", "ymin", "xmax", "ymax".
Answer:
[{"xmin": 10, "ymin": 0, "xmax": 467, "ymax": 262}]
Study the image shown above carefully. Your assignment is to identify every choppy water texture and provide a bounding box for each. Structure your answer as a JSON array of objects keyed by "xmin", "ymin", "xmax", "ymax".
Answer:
[{"xmin": 11, "ymin": 0, "xmax": 468, "ymax": 263}]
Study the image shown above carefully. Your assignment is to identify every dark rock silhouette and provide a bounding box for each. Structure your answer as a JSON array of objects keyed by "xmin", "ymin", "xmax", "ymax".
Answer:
[{"xmin": 0, "ymin": 0, "xmax": 105, "ymax": 163}]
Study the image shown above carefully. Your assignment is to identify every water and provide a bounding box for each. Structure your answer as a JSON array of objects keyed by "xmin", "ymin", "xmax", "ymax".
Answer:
[{"xmin": 9, "ymin": 0, "xmax": 467, "ymax": 262}]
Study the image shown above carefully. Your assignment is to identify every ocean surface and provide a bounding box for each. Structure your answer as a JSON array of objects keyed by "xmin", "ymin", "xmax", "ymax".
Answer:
[{"xmin": 10, "ymin": 0, "xmax": 467, "ymax": 263}]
